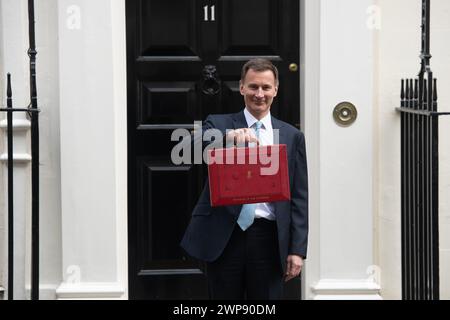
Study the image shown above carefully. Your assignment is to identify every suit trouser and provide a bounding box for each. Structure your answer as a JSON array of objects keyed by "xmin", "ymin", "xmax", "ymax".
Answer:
[{"xmin": 206, "ymin": 218, "xmax": 283, "ymax": 300}]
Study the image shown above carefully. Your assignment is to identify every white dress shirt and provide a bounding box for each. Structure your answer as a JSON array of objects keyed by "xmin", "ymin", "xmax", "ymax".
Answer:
[{"xmin": 243, "ymin": 108, "xmax": 276, "ymax": 221}]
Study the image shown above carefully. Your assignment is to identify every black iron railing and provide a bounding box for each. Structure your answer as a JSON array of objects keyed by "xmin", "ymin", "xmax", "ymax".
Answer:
[
  {"xmin": 396, "ymin": 0, "xmax": 448, "ymax": 300},
  {"xmin": 0, "ymin": 0, "xmax": 40, "ymax": 300}
]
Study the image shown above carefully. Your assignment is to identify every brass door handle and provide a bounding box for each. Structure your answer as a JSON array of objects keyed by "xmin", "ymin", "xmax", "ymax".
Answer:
[{"xmin": 289, "ymin": 63, "xmax": 299, "ymax": 72}]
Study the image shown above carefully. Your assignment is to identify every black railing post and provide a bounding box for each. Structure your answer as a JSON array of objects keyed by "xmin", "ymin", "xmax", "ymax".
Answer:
[
  {"xmin": 400, "ymin": 79, "xmax": 406, "ymax": 298},
  {"xmin": 431, "ymin": 78, "xmax": 439, "ymax": 300},
  {"xmin": 28, "ymin": 0, "xmax": 40, "ymax": 301},
  {"xmin": 6, "ymin": 74, "xmax": 14, "ymax": 301}
]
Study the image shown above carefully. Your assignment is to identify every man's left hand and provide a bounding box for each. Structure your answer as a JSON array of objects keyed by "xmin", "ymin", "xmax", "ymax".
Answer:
[{"xmin": 284, "ymin": 255, "xmax": 304, "ymax": 282}]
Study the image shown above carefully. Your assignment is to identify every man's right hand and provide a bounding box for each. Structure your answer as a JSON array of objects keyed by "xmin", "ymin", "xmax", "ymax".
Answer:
[{"xmin": 226, "ymin": 128, "xmax": 259, "ymax": 146}]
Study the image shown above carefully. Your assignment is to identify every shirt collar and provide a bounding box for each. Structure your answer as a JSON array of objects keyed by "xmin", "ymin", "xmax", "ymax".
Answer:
[{"xmin": 243, "ymin": 108, "xmax": 272, "ymax": 130}]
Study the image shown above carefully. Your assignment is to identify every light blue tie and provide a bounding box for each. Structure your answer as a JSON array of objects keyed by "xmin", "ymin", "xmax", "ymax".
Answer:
[{"xmin": 237, "ymin": 121, "xmax": 263, "ymax": 231}]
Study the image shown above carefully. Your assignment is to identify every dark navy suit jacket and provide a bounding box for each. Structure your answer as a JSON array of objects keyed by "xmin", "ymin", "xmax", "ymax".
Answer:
[{"xmin": 180, "ymin": 111, "xmax": 308, "ymax": 273}]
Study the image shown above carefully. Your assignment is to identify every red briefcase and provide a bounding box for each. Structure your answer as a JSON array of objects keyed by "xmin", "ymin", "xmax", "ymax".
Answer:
[{"xmin": 207, "ymin": 144, "xmax": 291, "ymax": 207}]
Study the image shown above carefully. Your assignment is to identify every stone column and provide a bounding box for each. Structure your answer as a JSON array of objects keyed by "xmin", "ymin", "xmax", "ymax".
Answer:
[
  {"xmin": 302, "ymin": 0, "xmax": 382, "ymax": 299},
  {"xmin": 55, "ymin": 0, "xmax": 128, "ymax": 299}
]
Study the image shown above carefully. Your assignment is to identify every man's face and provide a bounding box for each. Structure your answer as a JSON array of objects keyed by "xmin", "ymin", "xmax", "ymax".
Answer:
[{"xmin": 240, "ymin": 69, "xmax": 278, "ymax": 120}]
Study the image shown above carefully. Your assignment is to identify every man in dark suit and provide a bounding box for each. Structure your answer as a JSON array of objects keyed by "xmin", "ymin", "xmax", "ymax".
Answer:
[{"xmin": 181, "ymin": 58, "xmax": 308, "ymax": 300}]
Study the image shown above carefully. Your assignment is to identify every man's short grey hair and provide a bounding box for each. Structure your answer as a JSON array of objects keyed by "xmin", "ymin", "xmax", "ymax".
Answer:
[{"xmin": 240, "ymin": 58, "xmax": 279, "ymax": 86}]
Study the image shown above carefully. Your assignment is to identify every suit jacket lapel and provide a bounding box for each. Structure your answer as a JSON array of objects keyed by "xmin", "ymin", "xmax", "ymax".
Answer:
[
  {"xmin": 271, "ymin": 116, "xmax": 286, "ymax": 146},
  {"xmin": 232, "ymin": 110, "xmax": 248, "ymax": 129},
  {"xmin": 271, "ymin": 116, "xmax": 287, "ymax": 219}
]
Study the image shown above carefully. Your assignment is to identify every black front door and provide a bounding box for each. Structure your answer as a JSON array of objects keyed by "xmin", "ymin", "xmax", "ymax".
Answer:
[{"xmin": 127, "ymin": 0, "xmax": 300, "ymax": 300}]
